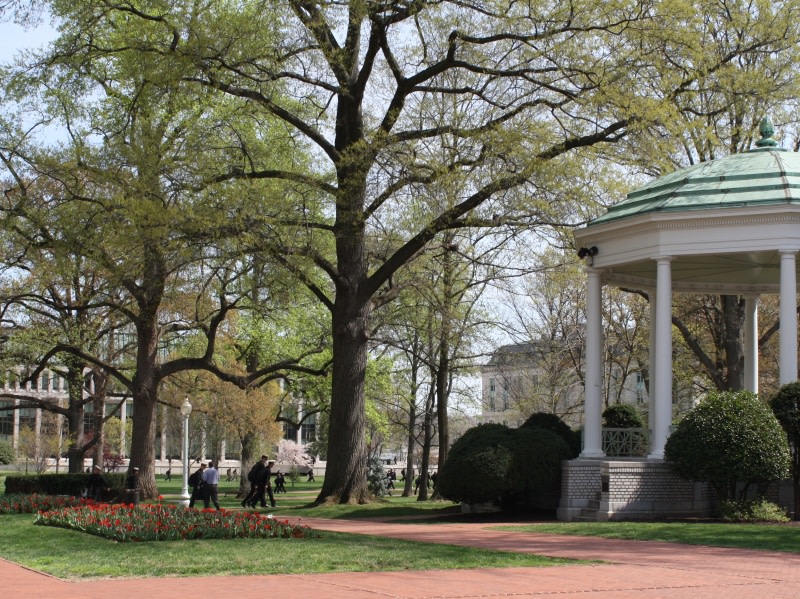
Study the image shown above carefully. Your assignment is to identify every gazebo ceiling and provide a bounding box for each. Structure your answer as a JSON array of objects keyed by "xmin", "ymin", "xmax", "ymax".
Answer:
[
  {"xmin": 574, "ymin": 118, "xmax": 800, "ymax": 294},
  {"xmin": 599, "ymin": 250, "xmax": 784, "ymax": 294}
]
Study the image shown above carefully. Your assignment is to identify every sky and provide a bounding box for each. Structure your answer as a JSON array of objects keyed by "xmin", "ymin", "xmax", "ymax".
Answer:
[{"xmin": 0, "ymin": 19, "xmax": 56, "ymax": 63}]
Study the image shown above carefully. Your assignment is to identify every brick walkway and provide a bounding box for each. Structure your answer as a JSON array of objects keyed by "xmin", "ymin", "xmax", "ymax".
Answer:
[{"xmin": 5, "ymin": 517, "xmax": 800, "ymax": 599}]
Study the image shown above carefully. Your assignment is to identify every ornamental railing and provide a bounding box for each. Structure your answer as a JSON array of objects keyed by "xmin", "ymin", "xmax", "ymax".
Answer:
[{"xmin": 602, "ymin": 427, "xmax": 649, "ymax": 457}]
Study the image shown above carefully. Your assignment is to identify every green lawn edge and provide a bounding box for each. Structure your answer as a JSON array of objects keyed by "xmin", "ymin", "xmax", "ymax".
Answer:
[{"xmin": 492, "ymin": 522, "xmax": 800, "ymax": 554}]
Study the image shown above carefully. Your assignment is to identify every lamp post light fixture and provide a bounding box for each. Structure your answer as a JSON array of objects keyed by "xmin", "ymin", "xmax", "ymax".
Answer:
[{"xmin": 179, "ymin": 397, "xmax": 193, "ymax": 506}]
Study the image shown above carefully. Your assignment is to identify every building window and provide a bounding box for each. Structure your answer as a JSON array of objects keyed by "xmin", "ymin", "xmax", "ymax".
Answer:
[
  {"xmin": 0, "ymin": 401, "xmax": 13, "ymax": 438},
  {"xmin": 18, "ymin": 406, "xmax": 36, "ymax": 431},
  {"xmin": 283, "ymin": 422, "xmax": 298, "ymax": 441},
  {"xmin": 301, "ymin": 422, "xmax": 316, "ymax": 444},
  {"xmin": 84, "ymin": 403, "xmax": 95, "ymax": 433},
  {"xmin": 488, "ymin": 377, "xmax": 496, "ymax": 411},
  {"xmin": 635, "ymin": 372, "xmax": 646, "ymax": 404}
]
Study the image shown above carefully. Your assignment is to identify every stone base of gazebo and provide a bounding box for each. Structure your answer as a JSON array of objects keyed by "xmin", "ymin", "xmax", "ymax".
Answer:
[{"xmin": 557, "ymin": 458, "xmax": 715, "ymax": 521}]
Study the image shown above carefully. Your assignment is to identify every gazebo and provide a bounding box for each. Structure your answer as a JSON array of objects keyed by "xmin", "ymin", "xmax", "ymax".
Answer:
[{"xmin": 559, "ymin": 118, "xmax": 800, "ymax": 521}]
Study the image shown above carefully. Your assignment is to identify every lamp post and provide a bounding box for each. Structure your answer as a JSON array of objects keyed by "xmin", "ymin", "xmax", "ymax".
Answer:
[{"xmin": 179, "ymin": 397, "xmax": 193, "ymax": 506}]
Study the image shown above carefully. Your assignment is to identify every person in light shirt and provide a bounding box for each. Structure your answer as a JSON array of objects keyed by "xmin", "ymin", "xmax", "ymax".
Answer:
[{"xmin": 202, "ymin": 461, "xmax": 221, "ymax": 510}]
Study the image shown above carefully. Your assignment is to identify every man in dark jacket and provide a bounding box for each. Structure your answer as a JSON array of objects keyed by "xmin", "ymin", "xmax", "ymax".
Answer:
[
  {"xmin": 188, "ymin": 463, "xmax": 206, "ymax": 508},
  {"xmin": 86, "ymin": 465, "xmax": 110, "ymax": 501},
  {"xmin": 241, "ymin": 455, "xmax": 268, "ymax": 508},
  {"xmin": 256, "ymin": 458, "xmax": 277, "ymax": 508}
]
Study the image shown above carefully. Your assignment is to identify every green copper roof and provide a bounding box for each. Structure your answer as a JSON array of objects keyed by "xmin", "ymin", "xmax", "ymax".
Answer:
[{"xmin": 590, "ymin": 118, "xmax": 800, "ymax": 226}]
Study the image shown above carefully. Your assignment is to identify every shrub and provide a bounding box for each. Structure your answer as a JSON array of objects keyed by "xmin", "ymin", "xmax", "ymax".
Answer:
[
  {"xmin": 719, "ymin": 498, "xmax": 789, "ymax": 523},
  {"xmin": 602, "ymin": 404, "xmax": 645, "ymax": 428},
  {"xmin": 521, "ymin": 413, "xmax": 581, "ymax": 458},
  {"xmin": 437, "ymin": 423, "xmax": 572, "ymax": 510},
  {"xmin": 367, "ymin": 456, "xmax": 389, "ymax": 497},
  {"xmin": 0, "ymin": 440, "xmax": 14, "ymax": 465},
  {"xmin": 4, "ymin": 472, "xmax": 126, "ymax": 497},
  {"xmin": 770, "ymin": 381, "xmax": 800, "ymax": 519},
  {"xmin": 665, "ymin": 391, "xmax": 790, "ymax": 502}
]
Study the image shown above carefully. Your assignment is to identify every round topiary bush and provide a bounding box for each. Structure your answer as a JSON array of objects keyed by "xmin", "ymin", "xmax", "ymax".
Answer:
[
  {"xmin": 665, "ymin": 390, "xmax": 790, "ymax": 502},
  {"xmin": 602, "ymin": 404, "xmax": 645, "ymax": 428},
  {"xmin": 437, "ymin": 422, "xmax": 572, "ymax": 510},
  {"xmin": 521, "ymin": 412, "xmax": 581, "ymax": 458}
]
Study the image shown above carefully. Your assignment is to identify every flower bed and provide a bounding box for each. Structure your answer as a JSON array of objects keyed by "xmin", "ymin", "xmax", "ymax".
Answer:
[
  {"xmin": 0, "ymin": 493, "xmax": 91, "ymax": 514},
  {"xmin": 34, "ymin": 502, "xmax": 313, "ymax": 542}
]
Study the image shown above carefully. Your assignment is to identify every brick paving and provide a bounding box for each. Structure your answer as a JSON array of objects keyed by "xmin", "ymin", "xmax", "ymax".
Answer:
[{"xmin": 4, "ymin": 517, "xmax": 800, "ymax": 599}]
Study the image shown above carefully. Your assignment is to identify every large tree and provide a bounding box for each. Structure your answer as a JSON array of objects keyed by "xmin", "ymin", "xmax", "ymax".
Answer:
[
  {"xmin": 176, "ymin": 0, "xmax": 663, "ymax": 504},
  {"xmin": 0, "ymin": 3, "xmax": 326, "ymax": 497}
]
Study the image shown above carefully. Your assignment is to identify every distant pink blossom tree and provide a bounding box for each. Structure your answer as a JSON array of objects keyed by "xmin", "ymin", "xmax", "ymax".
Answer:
[{"xmin": 276, "ymin": 440, "xmax": 312, "ymax": 468}]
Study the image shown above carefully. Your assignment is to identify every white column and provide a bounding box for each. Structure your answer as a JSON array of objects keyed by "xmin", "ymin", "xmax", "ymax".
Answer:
[
  {"xmin": 120, "ymin": 399, "xmax": 127, "ymax": 456},
  {"xmin": 580, "ymin": 267, "xmax": 605, "ymax": 458},
  {"xmin": 201, "ymin": 415, "xmax": 207, "ymax": 461},
  {"xmin": 647, "ymin": 288, "xmax": 656, "ymax": 452},
  {"xmin": 744, "ymin": 295, "xmax": 759, "ymax": 393},
  {"xmin": 779, "ymin": 250, "xmax": 798, "ymax": 385},
  {"xmin": 649, "ymin": 256, "xmax": 673, "ymax": 459},
  {"xmin": 160, "ymin": 403, "xmax": 167, "ymax": 461}
]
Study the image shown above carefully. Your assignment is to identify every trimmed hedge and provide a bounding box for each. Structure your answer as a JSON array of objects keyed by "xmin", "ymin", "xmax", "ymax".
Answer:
[
  {"xmin": 521, "ymin": 412, "xmax": 581, "ymax": 458},
  {"xmin": 602, "ymin": 404, "xmax": 645, "ymax": 428},
  {"xmin": 437, "ymin": 423, "xmax": 572, "ymax": 510},
  {"xmin": 4, "ymin": 472, "xmax": 126, "ymax": 498},
  {"xmin": 665, "ymin": 390, "xmax": 790, "ymax": 502}
]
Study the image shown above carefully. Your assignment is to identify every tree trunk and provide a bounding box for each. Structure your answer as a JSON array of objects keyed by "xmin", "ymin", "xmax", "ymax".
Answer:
[
  {"xmin": 721, "ymin": 295, "xmax": 745, "ymax": 390},
  {"xmin": 317, "ymin": 294, "xmax": 371, "ymax": 504},
  {"xmin": 238, "ymin": 432, "xmax": 258, "ymax": 498},
  {"xmin": 128, "ymin": 303, "xmax": 162, "ymax": 499},
  {"xmin": 417, "ymin": 386, "xmax": 435, "ymax": 501},
  {"xmin": 402, "ymin": 401, "xmax": 417, "ymax": 498},
  {"xmin": 65, "ymin": 361, "xmax": 87, "ymax": 473}
]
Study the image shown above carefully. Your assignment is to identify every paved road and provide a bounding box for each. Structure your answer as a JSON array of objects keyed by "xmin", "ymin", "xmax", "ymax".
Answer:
[{"xmin": 5, "ymin": 517, "xmax": 800, "ymax": 599}]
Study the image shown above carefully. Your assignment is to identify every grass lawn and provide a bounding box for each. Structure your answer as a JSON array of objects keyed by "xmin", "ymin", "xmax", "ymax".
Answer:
[
  {"xmin": 493, "ymin": 522, "xmax": 800, "ymax": 554},
  {"xmin": 2, "ymin": 472, "xmax": 798, "ymax": 580},
  {"xmin": 0, "ymin": 476, "xmax": 573, "ymax": 579},
  {"xmin": 0, "ymin": 513, "xmax": 574, "ymax": 579}
]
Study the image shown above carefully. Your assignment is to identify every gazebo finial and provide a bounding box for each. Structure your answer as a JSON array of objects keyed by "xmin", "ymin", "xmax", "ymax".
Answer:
[{"xmin": 755, "ymin": 116, "xmax": 777, "ymax": 147}]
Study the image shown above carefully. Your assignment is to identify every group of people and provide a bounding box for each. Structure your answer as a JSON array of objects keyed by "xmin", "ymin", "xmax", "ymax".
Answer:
[
  {"xmin": 241, "ymin": 454, "xmax": 277, "ymax": 508},
  {"xmin": 187, "ymin": 461, "xmax": 222, "ymax": 510},
  {"xmin": 85, "ymin": 456, "xmax": 318, "ymax": 509}
]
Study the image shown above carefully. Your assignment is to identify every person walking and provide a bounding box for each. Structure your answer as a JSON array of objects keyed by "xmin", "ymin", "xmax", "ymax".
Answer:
[
  {"xmin": 188, "ymin": 463, "xmax": 206, "ymax": 508},
  {"xmin": 242, "ymin": 455, "xmax": 268, "ymax": 508},
  {"xmin": 202, "ymin": 461, "xmax": 221, "ymax": 510},
  {"xmin": 256, "ymin": 458, "xmax": 277, "ymax": 508},
  {"xmin": 165, "ymin": 468, "xmax": 172, "ymax": 481},
  {"xmin": 274, "ymin": 470, "xmax": 286, "ymax": 493}
]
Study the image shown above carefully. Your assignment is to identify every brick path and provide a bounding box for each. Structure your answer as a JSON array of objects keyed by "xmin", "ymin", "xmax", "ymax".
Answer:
[{"xmin": 5, "ymin": 517, "xmax": 800, "ymax": 599}]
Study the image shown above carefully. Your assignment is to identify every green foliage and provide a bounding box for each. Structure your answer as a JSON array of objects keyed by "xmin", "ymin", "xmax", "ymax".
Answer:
[
  {"xmin": 521, "ymin": 412, "xmax": 582, "ymax": 458},
  {"xmin": 437, "ymin": 423, "xmax": 572, "ymax": 509},
  {"xmin": 770, "ymin": 382, "xmax": 800, "ymax": 457},
  {"xmin": 367, "ymin": 457, "xmax": 389, "ymax": 498},
  {"xmin": 602, "ymin": 404, "xmax": 645, "ymax": 429},
  {"xmin": 664, "ymin": 391, "xmax": 790, "ymax": 501},
  {"xmin": 0, "ymin": 440, "xmax": 15, "ymax": 465},
  {"xmin": 719, "ymin": 499, "xmax": 789, "ymax": 523}
]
